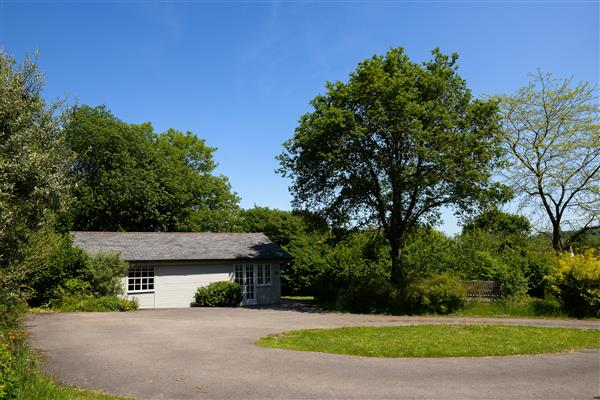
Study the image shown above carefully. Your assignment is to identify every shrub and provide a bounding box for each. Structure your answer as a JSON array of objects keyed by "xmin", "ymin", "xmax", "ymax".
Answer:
[
  {"xmin": 80, "ymin": 253, "xmax": 128, "ymax": 296},
  {"xmin": 335, "ymin": 278, "xmax": 397, "ymax": 314},
  {"xmin": 404, "ymin": 273, "xmax": 467, "ymax": 314},
  {"xmin": 22, "ymin": 229, "xmax": 87, "ymax": 306},
  {"xmin": 194, "ymin": 281, "xmax": 242, "ymax": 307},
  {"xmin": 59, "ymin": 296, "xmax": 138, "ymax": 312},
  {"xmin": 546, "ymin": 250, "xmax": 600, "ymax": 318},
  {"xmin": 45, "ymin": 278, "xmax": 92, "ymax": 309},
  {"xmin": 0, "ymin": 266, "xmax": 28, "ymax": 332},
  {"xmin": 0, "ymin": 341, "xmax": 16, "ymax": 400}
]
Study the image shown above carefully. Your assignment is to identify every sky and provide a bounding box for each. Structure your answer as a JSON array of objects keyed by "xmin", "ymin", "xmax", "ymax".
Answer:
[{"xmin": 1, "ymin": 0, "xmax": 598, "ymax": 234}]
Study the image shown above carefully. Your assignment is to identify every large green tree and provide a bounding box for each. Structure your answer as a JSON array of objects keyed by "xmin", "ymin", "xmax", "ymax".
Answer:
[
  {"xmin": 499, "ymin": 71, "xmax": 599, "ymax": 251},
  {"xmin": 64, "ymin": 105, "xmax": 238, "ymax": 231},
  {"xmin": 278, "ymin": 48, "xmax": 508, "ymax": 284},
  {"xmin": 0, "ymin": 52, "xmax": 73, "ymax": 267}
]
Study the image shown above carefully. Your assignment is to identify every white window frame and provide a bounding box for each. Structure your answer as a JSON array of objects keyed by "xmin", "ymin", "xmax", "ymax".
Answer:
[
  {"xmin": 127, "ymin": 266, "xmax": 155, "ymax": 293},
  {"xmin": 256, "ymin": 263, "xmax": 272, "ymax": 287}
]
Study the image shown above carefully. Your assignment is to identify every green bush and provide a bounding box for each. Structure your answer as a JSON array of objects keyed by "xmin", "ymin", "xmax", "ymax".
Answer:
[
  {"xmin": 194, "ymin": 281, "xmax": 242, "ymax": 307},
  {"xmin": 546, "ymin": 250, "xmax": 600, "ymax": 318},
  {"xmin": 45, "ymin": 278, "xmax": 92, "ymax": 309},
  {"xmin": 335, "ymin": 278, "xmax": 397, "ymax": 314},
  {"xmin": 22, "ymin": 229, "xmax": 87, "ymax": 307},
  {"xmin": 80, "ymin": 253, "xmax": 128, "ymax": 296},
  {"xmin": 0, "ymin": 341, "xmax": 16, "ymax": 400},
  {"xmin": 404, "ymin": 273, "xmax": 467, "ymax": 314},
  {"xmin": 0, "ymin": 266, "xmax": 28, "ymax": 332},
  {"xmin": 59, "ymin": 296, "xmax": 138, "ymax": 312}
]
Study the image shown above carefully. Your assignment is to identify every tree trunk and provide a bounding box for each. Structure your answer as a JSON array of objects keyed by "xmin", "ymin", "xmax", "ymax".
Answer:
[
  {"xmin": 551, "ymin": 221, "xmax": 564, "ymax": 251},
  {"xmin": 389, "ymin": 235, "xmax": 406, "ymax": 286}
]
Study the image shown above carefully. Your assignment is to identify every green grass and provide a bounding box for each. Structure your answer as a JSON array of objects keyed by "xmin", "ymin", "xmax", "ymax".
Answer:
[
  {"xmin": 281, "ymin": 296, "xmax": 316, "ymax": 302},
  {"xmin": 257, "ymin": 325, "xmax": 600, "ymax": 358}
]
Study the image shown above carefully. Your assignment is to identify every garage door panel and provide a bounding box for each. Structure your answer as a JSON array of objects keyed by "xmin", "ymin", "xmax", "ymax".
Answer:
[{"xmin": 155, "ymin": 264, "xmax": 231, "ymax": 308}]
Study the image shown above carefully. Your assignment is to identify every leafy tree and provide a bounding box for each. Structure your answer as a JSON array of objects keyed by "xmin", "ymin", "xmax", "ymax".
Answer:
[
  {"xmin": 462, "ymin": 209, "xmax": 531, "ymax": 237},
  {"xmin": 499, "ymin": 71, "xmax": 599, "ymax": 251},
  {"xmin": 278, "ymin": 48, "xmax": 508, "ymax": 285},
  {"xmin": 64, "ymin": 106, "xmax": 238, "ymax": 231},
  {"xmin": 0, "ymin": 52, "xmax": 73, "ymax": 267},
  {"xmin": 240, "ymin": 207, "xmax": 308, "ymax": 247}
]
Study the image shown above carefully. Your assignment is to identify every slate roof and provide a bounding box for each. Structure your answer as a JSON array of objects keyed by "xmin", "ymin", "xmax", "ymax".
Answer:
[{"xmin": 70, "ymin": 231, "xmax": 293, "ymax": 262}]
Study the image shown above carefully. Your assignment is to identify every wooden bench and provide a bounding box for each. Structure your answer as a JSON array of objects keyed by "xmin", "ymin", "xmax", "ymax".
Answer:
[{"xmin": 463, "ymin": 280, "xmax": 501, "ymax": 301}]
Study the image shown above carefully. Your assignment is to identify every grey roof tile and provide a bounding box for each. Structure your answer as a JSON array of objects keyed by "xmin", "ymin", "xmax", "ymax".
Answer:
[{"xmin": 71, "ymin": 231, "xmax": 293, "ymax": 262}]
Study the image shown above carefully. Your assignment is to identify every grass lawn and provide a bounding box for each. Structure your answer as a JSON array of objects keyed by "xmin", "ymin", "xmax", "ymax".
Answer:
[{"xmin": 257, "ymin": 325, "xmax": 600, "ymax": 358}]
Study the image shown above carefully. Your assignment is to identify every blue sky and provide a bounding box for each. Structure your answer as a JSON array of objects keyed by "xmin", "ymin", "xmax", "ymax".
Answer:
[{"xmin": 2, "ymin": 1, "xmax": 598, "ymax": 234}]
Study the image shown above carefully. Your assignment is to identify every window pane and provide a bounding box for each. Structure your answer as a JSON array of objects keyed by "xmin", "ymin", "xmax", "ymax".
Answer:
[
  {"xmin": 128, "ymin": 285, "xmax": 134, "ymax": 291},
  {"xmin": 148, "ymin": 284, "xmax": 154, "ymax": 290},
  {"xmin": 134, "ymin": 284, "xmax": 140, "ymax": 290}
]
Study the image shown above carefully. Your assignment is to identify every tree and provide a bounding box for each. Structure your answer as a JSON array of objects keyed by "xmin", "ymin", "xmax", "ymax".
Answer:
[
  {"xmin": 64, "ymin": 106, "xmax": 238, "ymax": 231},
  {"xmin": 462, "ymin": 209, "xmax": 531, "ymax": 237},
  {"xmin": 500, "ymin": 71, "xmax": 599, "ymax": 251},
  {"xmin": 278, "ymin": 48, "xmax": 508, "ymax": 285},
  {"xmin": 0, "ymin": 52, "xmax": 73, "ymax": 267}
]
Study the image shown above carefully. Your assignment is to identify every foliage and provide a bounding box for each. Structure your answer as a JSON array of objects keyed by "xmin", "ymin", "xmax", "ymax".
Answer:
[
  {"xmin": 402, "ymin": 228, "xmax": 458, "ymax": 281},
  {"xmin": 21, "ymin": 229, "xmax": 87, "ymax": 306},
  {"xmin": 63, "ymin": 105, "xmax": 238, "ymax": 232},
  {"xmin": 546, "ymin": 250, "xmax": 600, "ymax": 318},
  {"xmin": 462, "ymin": 209, "xmax": 531, "ymax": 236},
  {"xmin": 258, "ymin": 325, "xmax": 600, "ymax": 358},
  {"xmin": 403, "ymin": 273, "xmax": 467, "ymax": 314},
  {"xmin": 0, "ymin": 266, "xmax": 28, "ymax": 332},
  {"xmin": 278, "ymin": 47, "xmax": 508, "ymax": 284},
  {"xmin": 79, "ymin": 253, "xmax": 128, "ymax": 297},
  {"xmin": 239, "ymin": 207, "xmax": 308, "ymax": 247},
  {"xmin": 453, "ymin": 297, "xmax": 564, "ymax": 318},
  {"xmin": 0, "ymin": 341, "xmax": 16, "ymax": 400},
  {"xmin": 310, "ymin": 231, "xmax": 390, "ymax": 302},
  {"xmin": 454, "ymin": 229, "xmax": 551, "ymax": 298},
  {"xmin": 58, "ymin": 296, "xmax": 138, "ymax": 312},
  {"xmin": 193, "ymin": 281, "xmax": 242, "ymax": 307},
  {"xmin": 335, "ymin": 277, "xmax": 397, "ymax": 314},
  {"xmin": 499, "ymin": 71, "xmax": 599, "ymax": 251},
  {"xmin": 0, "ymin": 52, "xmax": 73, "ymax": 269}
]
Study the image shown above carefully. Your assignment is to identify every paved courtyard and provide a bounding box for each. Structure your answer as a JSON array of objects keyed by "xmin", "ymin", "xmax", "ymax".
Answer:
[{"xmin": 26, "ymin": 307, "xmax": 600, "ymax": 400}]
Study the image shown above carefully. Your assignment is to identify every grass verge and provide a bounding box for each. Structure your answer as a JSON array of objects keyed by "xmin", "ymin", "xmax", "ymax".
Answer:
[{"xmin": 257, "ymin": 324, "xmax": 600, "ymax": 358}]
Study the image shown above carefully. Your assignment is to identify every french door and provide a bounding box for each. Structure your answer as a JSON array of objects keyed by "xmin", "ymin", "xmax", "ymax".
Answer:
[{"xmin": 234, "ymin": 264, "xmax": 256, "ymax": 305}]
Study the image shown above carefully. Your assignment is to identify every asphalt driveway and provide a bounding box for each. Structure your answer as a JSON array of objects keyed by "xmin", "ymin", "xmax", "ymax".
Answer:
[{"xmin": 26, "ymin": 306, "xmax": 600, "ymax": 400}]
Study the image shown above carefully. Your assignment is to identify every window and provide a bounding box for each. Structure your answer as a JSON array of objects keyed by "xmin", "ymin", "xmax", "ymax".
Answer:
[
  {"xmin": 257, "ymin": 264, "xmax": 271, "ymax": 286},
  {"xmin": 127, "ymin": 266, "xmax": 154, "ymax": 292}
]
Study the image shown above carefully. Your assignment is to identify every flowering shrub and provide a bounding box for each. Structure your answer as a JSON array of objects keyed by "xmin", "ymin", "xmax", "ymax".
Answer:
[{"xmin": 546, "ymin": 250, "xmax": 600, "ymax": 318}]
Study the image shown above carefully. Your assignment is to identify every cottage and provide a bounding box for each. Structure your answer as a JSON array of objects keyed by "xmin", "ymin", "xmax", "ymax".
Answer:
[{"xmin": 71, "ymin": 231, "xmax": 292, "ymax": 309}]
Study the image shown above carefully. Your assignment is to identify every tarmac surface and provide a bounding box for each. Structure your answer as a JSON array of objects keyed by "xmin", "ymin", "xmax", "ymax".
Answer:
[{"xmin": 26, "ymin": 305, "xmax": 600, "ymax": 400}]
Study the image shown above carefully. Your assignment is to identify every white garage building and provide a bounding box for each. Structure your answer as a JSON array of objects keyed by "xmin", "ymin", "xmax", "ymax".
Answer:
[{"xmin": 71, "ymin": 231, "xmax": 292, "ymax": 309}]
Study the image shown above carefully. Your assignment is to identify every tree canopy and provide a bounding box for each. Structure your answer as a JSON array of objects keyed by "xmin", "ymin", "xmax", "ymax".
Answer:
[
  {"xmin": 0, "ymin": 52, "xmax": 72, "ymax": 267},
  {"xmin": 499, "ymin": 71, "xmax": 599, "ymax": 250},
  {"xmin": 64, "ymin": 105, "xmax": 239, "ymax": 232},
  {"xmin": 278, "ymin": 47, "xmax": 508, "ymax": 284}
]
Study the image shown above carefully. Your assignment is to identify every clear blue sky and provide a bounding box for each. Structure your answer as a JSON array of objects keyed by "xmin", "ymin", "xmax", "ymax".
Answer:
[{"xmin": 2, "ymin": 1, "xmax": 598, "ymax": 234}]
